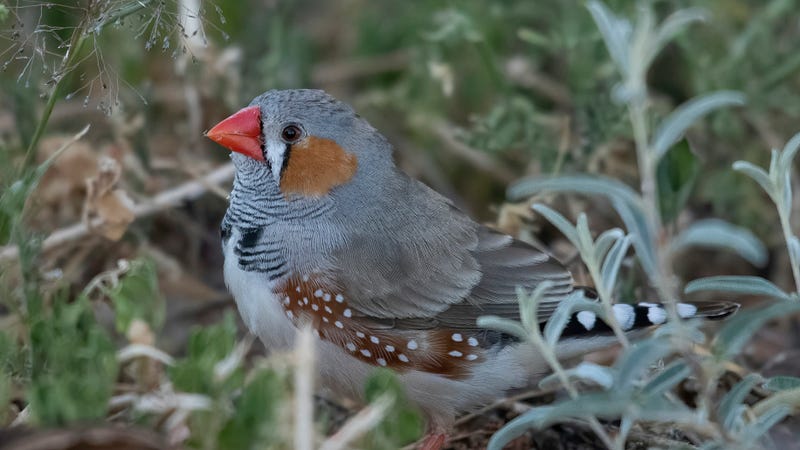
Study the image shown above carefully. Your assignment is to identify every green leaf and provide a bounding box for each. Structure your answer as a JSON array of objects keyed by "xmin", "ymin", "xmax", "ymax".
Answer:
[
  {"xmin": 169, "ymin": 313, "xmax": 240, "ymax": 395},
  {"xmin": 670, "ymin": 219, "xmax": 768, "ymax": 267},
  {"xmin": 107, "ymin": 259, "xmax": 165, "ymax": 333},
  {"xmin": 652, "ymin": 92, "xmax": 745, "ymax": 161},
  {"xmin": 656, "ymin": 139, "xmax": 699, "ymax": 223},
  {"xmin": 732, "ymin": 161, "xmax": 773, "ymax": 197},
  {"xmin": 600, "ymin": 233, "xmax": 633, "ymax": 293},
  {"xmin": 363, "ymin": 369, "xmax": 424, "ymax": 449},
  {"xmin": 743, "ymin": 404, "xmax": 791, "ymax": 446},
  {"xmin": 684, "ymin": 276, "xmax": 790, "ymax": 300},
  {"xmin": 712, "ymin": 302, "xmax": 800, "ymax": 360},
  {"xmin": 532, "ymin": 204, "xmax": 580, "ymax": 250},
  {"xmin": 27, "ymin": 294, "xmax": 117, "ymax": 425},
  {"xmin": 586, "ymin": 1, "xmax": 631, "ymax": 73},
  {"xmin": 778, "ymin": 131, "xmax": 800, "ymax": 170},
  {"xmin": 218, "ymin": 369, "xmax": 286, "ymax": 449},
  {"xmin": 543, "ymin": 292, "xmax": 604, "ymax": 346},
  {"xmin": 613, "ymin": 338, "xmax": 672, "ymax": 392}
]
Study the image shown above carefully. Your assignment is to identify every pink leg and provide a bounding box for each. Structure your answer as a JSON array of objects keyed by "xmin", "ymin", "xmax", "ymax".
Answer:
[{"xmin": 418, "ymin": 432, "xmax": 447, "ymax": 450}]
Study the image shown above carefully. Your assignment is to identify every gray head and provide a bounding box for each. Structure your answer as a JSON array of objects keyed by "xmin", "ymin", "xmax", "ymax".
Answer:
[{"xmin": 207, "ymin": 89, "xmax": 397, "ymax": 209}]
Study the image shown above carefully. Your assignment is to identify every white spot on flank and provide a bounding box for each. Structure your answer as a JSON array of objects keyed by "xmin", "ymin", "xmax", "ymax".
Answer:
[
  {"xmin": 313, "ymin": 329, "xmax": 320, "ymax": 337},
  {"xmin": 283, "ymin": 297, "xmax": 290, "ymax": 304},
  {"xmin": 576, "ymin": 311, "xmax": 596, "ymax": 330},
  {"xmin": 286, "ymin": 311, "xmax": 294, "ymax": 320},
  {"xmin": 467, "ymin": 337, "xmax": 479, "ymax": 347},
  {"xmin": 314, "ymin": 289, "xmax": 323, "ymax": 297},
  {"xmin": 613, "ymin": 304, "xmax": 636, "ymax": 330},
  {"xmin": 346, "ymin": 343, "xmax": 356, "ymax": 352},
  {"xmin": 323, "ymin": 293, "xmax": 331, "ymax": 302},
  {"xmin": 303, "ymin": 297, "xmax": 308, "ymax": 305},
  {"xmin": 356, "ymin": 331, "xmax": 366, "ymax": 338},
  {"xmin": 302, "ymin": 275, "xmax": 309, "ymax": 282},
  {"xmin": 311, "ymin": 304, "xmax": 319, "ymax": 311},
  {"xmin": 335, "ymin": 321, "xmax": 344, "ymax": 329},
  {"xmin": 407, "ymin": 340, "xmax": 418, "ymax": 350},
  {"xmin": 322, "ymin": 317, "xmax": 329, "ymax": 323},
  {"xmin": 677, "ymin": 303, "xmax": 698, "ymax": 318},
  {"xmin": 385, "ymin": 345, "xmax": 395, "ymax": 352},
  {"xmin": 324, "ymin": 306, "xmax": 333, "ymax": 314},
  {"xmin": 335, "ymin": 294, "xmax": 344, "ymax": 303},
  {"xmin": 295, "ymin": 286, "xmax": 301, "ymax": 292},
  {"xmin": 466, "ymin": 354, "xmax": 478, "ymax": 361},
  {"xmin": 377, "ymin": 358, "xmax": 387, "ymax": 366},
  {"xmin": 449, "ymin": 350, "xmax": 463, "ymax": 357},
  {"xmin": 343, "ymin": 308, "xmax": 352, "ymax": 318},
  {"xmin": 360, "ymin": 349, "xmax": 372, "ymax": 357},
  {"xmin": 370, "ymin": 336, "xmax": 380, "ymax": 344},
  {"xmin": 451, "ymin": 333, "xmax": 463, "ymax": 342},
  {"xmin": 398, "ymin": 354, "xmax": 409, "ymax": 362},
  {"xmin": 647, "ymin": 306, "xmax": 667, "ymax": 324}
]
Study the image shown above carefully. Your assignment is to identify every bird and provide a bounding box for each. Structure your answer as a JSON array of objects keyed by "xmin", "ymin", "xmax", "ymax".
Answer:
[{"xmin": 205, "ymin": 89, "xmax": 738, "ymax": 450}]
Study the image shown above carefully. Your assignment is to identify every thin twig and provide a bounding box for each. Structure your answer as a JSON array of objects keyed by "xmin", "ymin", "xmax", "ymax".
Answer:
[
  {"xmin": 428, "ymin": 121, "xmax": 517, "ymax": 183},
  {"xmin": 294, "ymin": 327, "xmax": 315, "ymax": 450},
  {"xmin": 319, "ymin": 395, "xmax": 394, "ymax": 450},
  {"xmin": 0, "ymin": 162, "xmax": 235, "ymax": 263}
]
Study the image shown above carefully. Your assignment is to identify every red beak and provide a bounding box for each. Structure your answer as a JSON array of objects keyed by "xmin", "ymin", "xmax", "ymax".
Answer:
[{"xmin": 205, "ymin": 106, "xmax": 264, "ymax": 161}]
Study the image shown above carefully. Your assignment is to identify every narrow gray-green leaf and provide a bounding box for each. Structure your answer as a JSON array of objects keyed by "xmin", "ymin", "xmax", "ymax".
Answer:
[
  {"xmin": 732, "ymin": 161, "xmax": 773, "ymax": 196},
  {"xmin": 543, "ymin": 293, "xmax": 605, "ymax": 346},
  {"xmin": 532, "ymin": 204, "xmax": 580, "ymax": 249},
  {"xmin": 600, "ymin": 234, "xmax": 633, "ymax": 293},
  {"xmin": 614, "ymin": 339, "xmax": 672, "ymax": 392},
  {"xmin": 643, "ymin": 360, "xmax": 691, "ymax": 397},
  {"xmin": 508, "ymin": 174, "xmax": 643, "ymax": 208},
  {"xmin": 778, "ymin": 131, "xmax": 800, "ymax": 170},
  {"xmin": 476, "ymin": 316, "xmax": 528, "ymax": 341},
  {"xmin": 654, "ymin": 8, "xmax": 707, "ymax": 55},
  {"xmin": 684, "ymin": 275, "xmax": 790, "ymax": 300},
  {"xmin": 719, "ymin": 374, "xmax": 761, "ymax": 432},
  {"xmin": 538, "ymin": 362, "xmax": 615, "ymax": 390},
  {"xmin": 712, "ymin": 301, "xmax": 800, "ymax": 359},
  {"xmin": 613, "ymin": 197, "xmax": 658, "ymax": 279},
  {"xmin": 595, "ymin": 229, "xmax": 625, "ymax": 264},
  {"xmin": 764, "ymin": 376, "xmax": 800, "ymax": 392},
  {"xmin": 586, "ymin": 1, "xmax": 631, "ymax": 73},
  {"xmin": 789, "ymin": 236, "xmax": 800, "ymax": 269},
  {"xmin": 670, "ymin": 219, "xmax": 767, "ymax": 267},
  {"xmin": 652, "ymin": 91, "xmax": 745, "ymax": 160},
  {"xmin": 743, "ymin": 404, "xmax": 791, "ymax": 445}
]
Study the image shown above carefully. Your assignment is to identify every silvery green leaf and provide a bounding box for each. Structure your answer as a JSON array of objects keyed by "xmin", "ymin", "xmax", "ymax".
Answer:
[
  {"xmin": 789, "ymin": 236, "xmax": 800, "ymax": 267},
  {"xmin": 600, "ymin": 234, "xmax": 633, "ymax": 293},
  {"xmin": 595, "ymin": 229, "xmax": 625, "ymax": 263},
  {"xmin": 732, "ymin": 161, "xmax": 774, "ymax": 196},
  {"xmin": 743, "ymin": 405, "xmax": 791, "ymax": 446},
  {"xmin": 486, "ymin": 392, "xmax": 629, "ymax": 450},
  {"xmin": 642, "ymin": 360, "xmax": 691, "ymax": 397},
  {"xmin": 670, "ymin": 219, "xmax": 767, "ymax": 267},
  {"xmin": 719, "ymin": 374, "xmax": 761, "ymax": 432},
  {"xmin": 531, "ymin": 204, "xmax": 580, "ymax": 249},
  {"xmin": 586, "ymin": 1, "xmax": 631, "ymax": 74},
  {"xmin": 652, "ymin": 91, "xmax": 745, "ymax": 160},
  {"xmin": 712, "ymin": 301, "xmax": 800, "ymax": 360},
  {"xmin": 684, "ymin": 275, "xmax": 790, "ymax": 300},
  {"xmin": 543, "ymin": 292, "xmax": 605, "ymax": 346},
  {"xmin": 575, "ymin": 213, "xmax": 595, "ymax": 257},
  {"xmin": 508, "ymin": 174, "xmax": 643, "ymax": 207},
  {"xmin": 517, "ymin": 282, "xmax": 553, "ymax": 332},
  {"xmin": 613, "ymin": 197, "xmax": 658, "ymax": 279},
  {"xmin": 778, "ymin": 131, "xmax": 800, "ymax": 170},
  {"xmin": 538, "ymin": 362, "xmax": 615, "ymax": 390},
  {"xmin": 764, "ymin": 376, "xmax": 800, "ymax": 392},
  {"xmin": 781, "ymin": 170, "xmax": 792, "ymax": 215},
  {"xmin": 614, "ymin": 339, "xmax": 672, "ymax": 392},
  {"xmin": 476, "ymin": 315, "xmax": 528, "ymax": 341},
  {"xmin": 654, "ymin": 8, "xmax": 707, "ymax": 54}
]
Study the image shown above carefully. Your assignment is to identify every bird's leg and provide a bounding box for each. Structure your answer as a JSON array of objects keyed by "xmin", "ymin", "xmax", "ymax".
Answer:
[{"xmin": 417, "ymin": 430, "xmax": 447, "ymax": 450}]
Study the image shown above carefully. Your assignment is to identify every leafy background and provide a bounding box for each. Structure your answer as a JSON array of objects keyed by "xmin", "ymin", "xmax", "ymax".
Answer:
[{"xmin": 1, "ymin": 0, "xmax": 800, "ymax": 449}]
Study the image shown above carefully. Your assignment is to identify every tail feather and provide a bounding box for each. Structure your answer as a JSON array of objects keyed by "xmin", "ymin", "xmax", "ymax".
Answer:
[{"xmin": 557, "ymin": 300, "xmax": 739, "ymax": 338}]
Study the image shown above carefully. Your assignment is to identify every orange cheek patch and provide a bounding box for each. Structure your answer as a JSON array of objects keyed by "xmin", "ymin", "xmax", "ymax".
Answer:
[{"xmin": 280, "ymin": 136, "xmax": 358, "ymax": 198}]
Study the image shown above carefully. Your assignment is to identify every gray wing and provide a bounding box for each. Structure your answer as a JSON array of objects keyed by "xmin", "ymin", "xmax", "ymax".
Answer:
[{"xmin": 332, "ymin": 180, "xmax": 574, "ymax": 330}]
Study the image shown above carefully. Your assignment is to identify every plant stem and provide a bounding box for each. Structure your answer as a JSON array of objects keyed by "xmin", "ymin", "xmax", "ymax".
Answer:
[{"xmin": 778, "ymin": 208, "xmax": 800, "ymax": 294}]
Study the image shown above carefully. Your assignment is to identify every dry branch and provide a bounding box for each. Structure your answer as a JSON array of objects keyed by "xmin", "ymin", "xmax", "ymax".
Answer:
[{"xmin": 0, "ymin": 163, "xmax": 235, "ymax": 263}]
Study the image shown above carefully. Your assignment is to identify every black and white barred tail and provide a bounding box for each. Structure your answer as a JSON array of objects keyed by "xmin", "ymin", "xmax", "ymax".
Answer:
[{"xmin": 558, "ymin": 301, "xmax": 740, "ymax": 338}]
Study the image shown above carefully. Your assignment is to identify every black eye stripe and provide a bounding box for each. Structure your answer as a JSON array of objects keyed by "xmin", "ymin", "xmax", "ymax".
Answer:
[{"xmin": 280, "ymin": 143, "xmax": 292, "ymax": 178}]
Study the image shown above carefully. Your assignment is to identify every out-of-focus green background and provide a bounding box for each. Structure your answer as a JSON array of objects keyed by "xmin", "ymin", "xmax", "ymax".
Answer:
[{"xmin": 1, "ymin": 0, "xmax": 799, "ymax": 448}]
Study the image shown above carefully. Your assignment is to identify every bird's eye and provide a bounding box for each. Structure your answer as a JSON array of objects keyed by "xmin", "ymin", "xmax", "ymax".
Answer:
[{"xmin": 281, "ymin": 124, "xmax": 303, "ymax": 143}]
